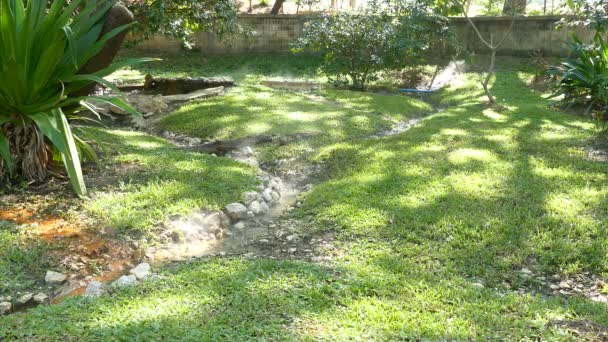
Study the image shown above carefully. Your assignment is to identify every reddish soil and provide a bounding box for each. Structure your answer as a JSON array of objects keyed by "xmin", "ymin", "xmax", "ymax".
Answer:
[{"xmin": 0, "ymin": 207, "xmax": 137, "ymax": 303}]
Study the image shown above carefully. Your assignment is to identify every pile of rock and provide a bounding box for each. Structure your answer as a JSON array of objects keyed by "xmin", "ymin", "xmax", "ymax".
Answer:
[
  {"xmin": 84, "ymin": 262, "xmax": 157, "ymax": 298},
  {"xmin": 225, "ymin": 176, "xmax": 282, "ymax": 227},
  {"xmin": 156, "ymin": 176, "xmax": 283, "ymax": 248},
  {"xmin": 0, "ymin": 270, "xmax": 67, "ymax": 316}
]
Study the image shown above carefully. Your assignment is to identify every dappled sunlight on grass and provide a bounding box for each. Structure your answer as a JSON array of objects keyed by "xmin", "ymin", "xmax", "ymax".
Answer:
[
  {"xmin": 158, "ymin": 85, "xmax": 431, "ymax": 142},
  {"xmin": 3, "ymin": 60, "xmax": 608, "ymax": 339},
  {"xmin": 81, "ymin": 128, "xmax": 258, "ymax": 232}
]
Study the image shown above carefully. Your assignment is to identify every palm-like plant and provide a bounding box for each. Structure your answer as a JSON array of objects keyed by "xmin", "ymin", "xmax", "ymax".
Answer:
[
  {"xmin": 0, "ymin": 0, "xmax": 148, "ymax": 196},
  {"xmin": 548, "ymin": 33, "xmax": 608, "ymax": 118}
]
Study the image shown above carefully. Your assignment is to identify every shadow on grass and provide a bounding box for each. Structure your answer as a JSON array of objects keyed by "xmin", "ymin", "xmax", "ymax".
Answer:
[
  {"xmin": 79, "ymin": 128, "xmax": 259, "ymax": 232},
  {"xmin": 302, "ymin": 71, "xmax": 607, "ymax": 278},
  {"xmin": 0, "ymin": 72, "xmax": 607, "ymax": 340},
  {"xmin": 156, "ymin": 85, "xmax": 432, "ymax": 144}
]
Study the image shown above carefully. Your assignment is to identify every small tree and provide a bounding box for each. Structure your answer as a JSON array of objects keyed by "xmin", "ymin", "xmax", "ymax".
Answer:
[
  {"xmin": 292, "ymin": 3, "xmax": 454, "ymax": 90},
  {"xmin": 453, "ymin": 0, "xmax": 516, "ymax": 106}
]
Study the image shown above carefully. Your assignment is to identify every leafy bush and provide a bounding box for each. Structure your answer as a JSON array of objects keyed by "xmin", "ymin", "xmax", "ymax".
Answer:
[
  {"xmin": 126, "ymin": 0, "xmax": 242, "ymax": 47},
  {"xmin": 291, "ymin": 4, "xmax": 454, "ymax": 90},
  {"xmin": 0, "ymin": 0, "xmax": 147, "ymax": 195},
  {"xmin": 548, "ymin": 33, "xmax": 608, "ymax": 127}
]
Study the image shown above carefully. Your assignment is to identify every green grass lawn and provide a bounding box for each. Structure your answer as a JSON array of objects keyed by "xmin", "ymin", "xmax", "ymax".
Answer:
[
  {"xmin": 1, "ymin": 55, "xmax": 608, "ymax": 340},
  {"xmin": 80, "ymin": 128, "xmax": 259, "ymax": 233},
  {"xmin": 156, "ymin": 85, "xmax": 431, "ymax": 141}
]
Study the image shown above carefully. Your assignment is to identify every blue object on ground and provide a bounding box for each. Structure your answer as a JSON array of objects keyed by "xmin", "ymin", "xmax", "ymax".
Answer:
[{"xmin": 399, "ymin": 88, "xmax": 435, "ymax": 93}]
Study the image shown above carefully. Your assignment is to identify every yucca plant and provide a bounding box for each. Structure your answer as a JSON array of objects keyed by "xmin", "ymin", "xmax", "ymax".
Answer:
[
  {"xmin": 548, "ymin": 33, "xmax": 608, "ymax": 125},
  {"xmin": 0, "ymin": 0, "xmax": 150, "ymax": 196}
]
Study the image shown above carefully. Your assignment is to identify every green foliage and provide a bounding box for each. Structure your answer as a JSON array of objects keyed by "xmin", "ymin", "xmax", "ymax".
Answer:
[
  {"xmin": 557, "ymin": 0, "xmax": 608, "ymax": 32},
  {"xmin": 0, "ymin": 0, "xmax": 148, "ymax": 195},
  {"xmin": 548, "ymin": 33, "xmax": 608, "ymax": 128},
  {"xmin": 291, "ymin": 3, "xmax": 454, "ymax": 90},
  {"xmin": 126, "ymin": 0, "xmax": 242, "ymax": 47}
]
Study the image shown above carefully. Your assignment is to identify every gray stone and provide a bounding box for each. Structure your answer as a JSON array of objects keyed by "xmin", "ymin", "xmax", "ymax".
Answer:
[
  {"xmin": 262, "ymin": 189, "xmax": 273, "ymax": 202},
  {"xmin": 219, "ymin": 212, "xmax": 231, "ymax": 227},
  {"xmin": 268, "ymin": 179, "xmax": 281, "ymax": 191},
  {"xmin": 260, "ymin": 202, "xmax": 270, "ymax": 214},
  {"xmin": 233, "ymin": 222, "xmax": 246, "ymax": 230},
  {"xmin": 85, "ymin": 281, "xmax": 106, "ymax": 297},
  {"xmin": 249, "ymin": 200, "xmax": 263, "ymax": 215},
  {"xmin": 0, "ymin": 302, "xmax": 11, "ymax": 315},
  {"xmin": 45, "ymin": 270, "xmax": 67, "ymax": 284},
  {"xmin": 204, "ymin": 212, "xmax": 223, "ymax": 227},
  {"xmin": 113, "ymin": 275, "xmax": 138, "ymax": 287},
  {"xmin": 16, "ymin": 293, "xmax": 33, "ymax": 306},
  {"xmin": 130, "ymin": 263, "xmax": 151, "ymax": 280},
  {"xmin": 224, "ymin": 203, "xmax": 248, "ymax": 221},
  {"xmin": 246, "ymin": 211, "xmax": 255, "ymax": 219},
  {"xmin": 271, "ymin": 191, "xmax": 281, "ymax": 201},
  {"xmin": 243, "ymin": 191, "xmax": 261, "ymax": 205},
  {"xmin": 242, "ymin": 146, "xmax": 254, "ymax": 156},
  {"xmin": 32, "ymin": 292, "xmax": 49, "ymax": 304}
]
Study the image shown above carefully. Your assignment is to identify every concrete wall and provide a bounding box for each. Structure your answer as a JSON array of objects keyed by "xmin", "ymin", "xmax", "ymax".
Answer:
[{"xmin": 135, "ymin": 15, "xmax": 594, "ymax": 57}]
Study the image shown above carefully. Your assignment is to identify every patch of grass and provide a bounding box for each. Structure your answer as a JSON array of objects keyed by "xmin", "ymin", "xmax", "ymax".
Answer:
[
  {"xmin": 1, "ymin": 254, "xmax": 607, "ymax": 340},
  {"xmin": 156, "ymin": 85, "xmax": 431, "ymax": 142},
  {"xmin": 0, "ymin": 221, "xmax": 49, "ymax": 295},
  {"xmin": 301, "ymin": 72, "xmax": 608, "ymax": 277},
  {"xmin": 80, "ymin": 128, "xmax": 259, "ymax": 233}
]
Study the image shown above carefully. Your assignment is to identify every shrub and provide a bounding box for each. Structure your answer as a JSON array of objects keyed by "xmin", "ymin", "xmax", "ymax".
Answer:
[
  {"xmin": 548, "ymin": 33, "xmax": 608, "ymax": 128},
  {"xmin": 126, "ymin": 0, "xmax": 243, "ymax": 48},
  {"xmin": 0, "ymin": 0, "xmax": 148, "ymax": 195},
  {"xmin": 291, "ymin": 4, "xmax": 454, "ymax": 90}
]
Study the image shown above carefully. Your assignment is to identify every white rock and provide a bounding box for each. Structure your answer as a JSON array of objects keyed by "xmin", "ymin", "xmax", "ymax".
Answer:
[
  {"xmin": 113, "ymin": 275, "xmax": 138, "ymax": 287},
  {"xmin": 16, "ymin": 293, "xmax": 33, "ymax": 306},
  {"xmin": 233, "ymin": 222, "xmax": 246, "ymax": 230},
  {"xmin": 268, "ymin": 179, "xmax": 280, "ymax": 191},
  {"xmin": 242, "ymin": 146, "xmax": 254, "ymax": 156},
  {"xmin": 243, "ymin": 192, "xmax": 260, "ymax": 205},
  {"xmin": 260, "ymin": 202, "xmax": 270, "ymax": 214},
  {"xmin": 0, "ymin": 302, "xmax": 11, "ymax": 315},
  {"xmin": 85, "ymin": 281, "xmax": 106, "ymax": 297},
  {"xmin": 262, "ymin": 189, "xmax": 273, "ymax": 202},
  {"xmin": 45, "ymin": 270, "xmax": 67, "ymax": 284},
  {"xmin": 130, "ymin": 263, "xmax": 151, "ymax": 280},
  {"xmin": 270, "ymin": 191, "xmax": 281, "ymax": 201},
  {"xmin": 204, "ymin": 212, "xmax": 223, "ymax": 227},
  {"xmin": 249, "ymin": 201, "xmax": 263, "ymax": 215},
  {"xmin": 33, "ymin": 292, "xmax": 48, "ymax": 304},
  {"xmin": 224, "ymin": 203, "xmax": 248, "ymax": 221}
]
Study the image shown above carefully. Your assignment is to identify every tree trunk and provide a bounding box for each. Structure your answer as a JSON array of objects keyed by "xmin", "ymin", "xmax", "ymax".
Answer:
[
  {"xmin": 0, "ymin": 121, "xmax": 52, "ymax": 183},
  {"xmin": 270, "ymin": 0, "xmax": 285, "ymax": 14},
  {"xmin": 72, "ymin": 4, "xmax": 134, "ymax": 97},
  {"xmin": 502, "ymin": 0, "xmax": 526, "ymax": 14}
]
